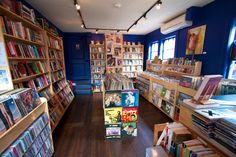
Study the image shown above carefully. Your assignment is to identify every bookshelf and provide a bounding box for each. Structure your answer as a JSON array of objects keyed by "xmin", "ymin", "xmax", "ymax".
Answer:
[
  {"xmin": 122, "ymin": 44, "xmax": 144, "ymax": 78},
  {"xmin": 89, "ymin": 43, "xmax": 105, "ymax": 92},
  {"xmin": 136, "ymin": 72, "xmax": 199, "ymax": 122},
  {"xmin": 0, "ymin": 97, "xmax": 52, "ymax": 155},
  {"xmin": 0, "ymin": 5, "xmax": 74, "ymax": 132}
]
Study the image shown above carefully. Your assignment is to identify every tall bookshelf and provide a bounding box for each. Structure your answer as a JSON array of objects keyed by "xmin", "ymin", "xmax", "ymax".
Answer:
[
  {"xmin": 0, "ymin": 5, "xmax": 74, "ymax": 132},
  {"xmin": 122, "ymin": 44, "xmax": 144, "ymax": 78},
  {"xmin": 89, "ymin": 43, "xmax": 106, "ymax": 92}
]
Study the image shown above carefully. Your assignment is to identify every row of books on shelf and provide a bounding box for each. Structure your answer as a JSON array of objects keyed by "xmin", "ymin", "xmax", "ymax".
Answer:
[
  {"xmin": 1, "ymin": 113, "xmax": 54, "ymax": 157},
  {"xmin": 157, "ymin": 122, "xmax": 220, "ymax": 157},
  {"xmin": 50, "ymin": 105, "xmax": 63, "ymax": 126},
  {"xmin": 0, "ymin": 88, "xmax": 41, "ymax": 136},
  {"xmin": 192, "ymin": 107, "xmax": 236, "ymax": 154},
  {"xmin": 91, "ymin": 60, "xmax": 105, "ymax": 66},
  {"xmin": 10, "ymin": 61, "xmax": 48, "ymax": 79},
  {"xmin": 50, "ymin": 60, "xmax": 62, "ymax": 72},
  {"xmin": 104, "ymin": 73, "xmax": 134, "ymax": 90},
  {"xmin": 166, "ymin": 58, "xmax": 197, "ymax": 66},
  {"xmin": 124, "ymin": 47, "xmax": 142, "ymax": 53},
  {"xmin": 90, "ymin": 46, "xmax": 104, "ymax": 53},
  {"xmin": 91, "ymin": 53, "xmax": 104, "ymax": 60},
  {"xmin": 38, "ymin": 89, "xmax": 53, "ymax": 101},
  {"xmin": 51, "ymin": 71, "xmax": 64, "ymax": 83},
  {"xmin": 136, "ymin": 77, "xmax": 150, "ymax": 96},
  {"xmin": 122, "ymin": 66, "xmax": 142, "ymax": 72},
  {"xmin": 123, "ymin": 54, "xmax": 142, "ymax": 59},
  {"xmin": 123, "ymin": 59, "xmax": 142, "ymax": 65},
  {"xmin": 48, "ymin": 49, "xmax": 62, "ymax": 60},
  {"xmin": 14, "ymin": 74, "xmax": 50, "ymax": 91},
  {"xmin": 91, "ymin": 67, "xmax": 105, "ymax": 73},
  {"xmin": 53, "ymin": 79, "xmax": 68, "ymax": 93},
  {"xmin": 92, "ymin": 73, "xmax": 102, "ymax": 79},
  {"xmin": 1, "ymin": 16, "xmax": 42, "ymax": 43},
  {"xmin": 37, "ymin": 18, "xmax": 59, "ymax": 36},
  {"xmin": 5, "ymin": 41, "xmax": 46, "ymax": 58},
  {"xmin": 217, "ymin": 79, "xmax": 236, "ymax": 95},
  {"xmin": 122, "ymin": 73, "xmax": 137, "ymax": 78},
  {"xmin": 152, "ymin": 82, "xmax": 175, "ymax": 103},
  {"xmin": 165, "ymin": 66, "xmax": 194, "ymax": 74},
  {"xmin": 48, "ymin": 37, "xmax": 61, "ymax": 50}
]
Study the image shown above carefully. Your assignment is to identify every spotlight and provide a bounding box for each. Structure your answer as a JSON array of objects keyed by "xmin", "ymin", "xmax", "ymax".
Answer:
[
  {"xmin": 143, "ymin": 14, "xmax": 147, "ymax": 20},
  {"xmin": 95, "ymin": 29, "xmax": 98, "ymax": 34},
  {"xmin": 156, "ymin": 0, "xmax": 162, "ymax": 10},
  {"xmin": 81, "ymin": 24, "xmax": 84, "ymax": 28},
  {"xmin": 75, "ymin": 3, "xmax": 81, "ymax": 10},
  {"xmin": 117, "ymin": 30, "xmax": 120, "ymax": 33}
]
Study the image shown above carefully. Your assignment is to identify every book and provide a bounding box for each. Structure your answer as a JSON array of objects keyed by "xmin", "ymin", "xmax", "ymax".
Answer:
[
  {"xmin": 121, "ymin": 90, "xmax": 139, "ymax": 107},
  {"xmin": 105, "ymin": 123, "xmax": 121, "ymax": 139},
  {"xmin": 121, "ymin": 122, "xmax": 137, "ymax": 137},
  {"xmin": 194, "ymin": 75, "xmax": 222, "ymax": 103},
  {"xmin": 122, "ymin": 107, "xmax": 138, "ymax": 122},
  {"xmin": 104, "ymin": 107, "xmax": 122, "ymax": 124}
]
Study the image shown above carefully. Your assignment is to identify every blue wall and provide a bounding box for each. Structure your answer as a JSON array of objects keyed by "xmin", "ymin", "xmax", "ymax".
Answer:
[{"xmin": 145, "ymin": 0, "xmax": 236, "ymax": 76}]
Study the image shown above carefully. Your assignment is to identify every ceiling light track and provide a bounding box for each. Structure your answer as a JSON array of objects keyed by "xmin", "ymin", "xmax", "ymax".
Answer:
[{"xmin": 74, "ymin": 0, "xmax": 162, "ymax": 33}]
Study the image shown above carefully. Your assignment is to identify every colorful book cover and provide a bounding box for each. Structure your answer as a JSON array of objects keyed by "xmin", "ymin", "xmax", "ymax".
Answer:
[
  {"xmin": 0, "ymin": 101, "xmax": 13, "ymax": 128},
  {"xmin": 161, "ymin": 88, "xmax": 167, "ymax": 97},
  {"xmin": 121, "ymin": 122, "xmax": 137, "ymax": 137},
  {"xmin": 104, "ymin": 107, "xmax": 122, "ymax": 124},
  {"xmin": 0, "ymin": 116, "xmax": 6, "ymax": 135},
  {"xmin": 105, "ymin": 123, "xmax": 121, "ymax": 139},
  {"xmin": 122, "ymin": 107, "xmax": 138, "ymax": 122},
  {"xmin": 2, "ymin": 98, "xmax": 22, "ymax": 124},
  {"xmin": 104, "ymin": 91, "xmax": 121, "ymax": 108},
  {"xmin": 121, "ymin": 90, "xmax": 139, "ymax": 107}
]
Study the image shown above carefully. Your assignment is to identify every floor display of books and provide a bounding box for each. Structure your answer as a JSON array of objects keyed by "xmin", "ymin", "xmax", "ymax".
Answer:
[{"xmin": 103, "ymin": 74, "xmax": 139, "ymax": 139}]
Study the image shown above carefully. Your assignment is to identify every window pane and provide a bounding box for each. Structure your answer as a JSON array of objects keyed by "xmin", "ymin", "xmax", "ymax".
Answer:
[{"xmin": 162, "ymin": 37, "xmax": 176, "ymax": 60}]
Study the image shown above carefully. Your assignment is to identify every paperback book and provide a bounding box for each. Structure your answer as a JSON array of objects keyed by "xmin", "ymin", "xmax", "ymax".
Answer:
[
  {"xmin": 104, "ymin": 107, "xmax": 122, "ymax": 124},
  {"xmin": 105, "ymin": 123, "xmax": 121, "ymax": 139},
  {"xmin": 121, "ymin": 122, "xmax": 137, "ymax": 137},
  {"xmin": 122, "ymin": 107, "xmax": 138, "ymax": 122},
  {"xmin": 121, "ymin": 90, "xmax": 139, "ymax": 108}
]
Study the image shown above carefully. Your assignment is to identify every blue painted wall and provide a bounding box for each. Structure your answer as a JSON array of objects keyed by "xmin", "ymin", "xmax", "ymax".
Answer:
[{"xmin": 145, "ymin": 0, "xmax": 236, "ymax": 76}]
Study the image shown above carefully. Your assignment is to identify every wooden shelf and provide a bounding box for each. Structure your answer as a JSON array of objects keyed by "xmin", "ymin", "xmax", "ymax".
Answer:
[
  {"xmin": 49, "ymin": 58, "xmax": 64, "ymax": 61},
  {"xmin": 48, "ymin": 46, "xmax": 62, "ymax": 51},
  {"xmin": 0, "ymin": 6, "xmax": 43, "ymax": 31},
  {"xmin": 47, "ymin": 31, "xmax": 61, "ymax": 40},
  {"xmin": 37, "ymin": 84, "xmax": 51, "ymax": 92},
  {"xmin": 123, "ymin": 58, "xmax": 143, "ymax": 60},
  {"xmin": 8, "ymin": 57, "xmax": 47, "ymax": 61},
  {"xmin": 123, "ymin": 64, "xmax": 143, "ymax": 66},
  {"xmin": 13, "ymin": 72, "xmax": 49, "ymax": 83},
  {"xmin": 177, "ymin": 85, "xmax": 197, "ymax": 97},
  {"xmin": 52, "ymin": 77, "xmax": 65, "ymax": 84},
  {"xmin": 0, "ymin": 98, "xmax": 48, "ymax": 152},
  {"xmin": 165, "ymin": 64, "xmax": 195, "ymax": 68},
  {"xmin": 163, "ymin": 70, "xmax": 195, "ymax": 76},
  {"xmin": 150, "ymin": 90, "xmax": 175, "ymax": 106},
  {"xmin": 56, "ymin": 85, "xmax": 68, "ymax": 95},
  {"xmin": 4, "ymin": 33, "xmax": 44, "ymax": 46},
  {"xmin": 51, "ymin": 68, "xmax": 63, "ymax": 73},
  {"xmin": 124, "ymin": 52, "xmax": 143, "ymax": 54}
]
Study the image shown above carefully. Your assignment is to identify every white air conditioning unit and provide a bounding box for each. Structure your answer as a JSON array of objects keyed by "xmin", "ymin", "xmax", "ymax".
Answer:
[{"xmin": 160, "ymin": 14, "xmax": 192, "ymax": 34}]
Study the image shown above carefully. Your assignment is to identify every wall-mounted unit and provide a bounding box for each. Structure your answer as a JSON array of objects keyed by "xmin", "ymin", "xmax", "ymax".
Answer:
[{"xmin": 160, "ymin": 13, "xmax": 192, "ymax": 34}]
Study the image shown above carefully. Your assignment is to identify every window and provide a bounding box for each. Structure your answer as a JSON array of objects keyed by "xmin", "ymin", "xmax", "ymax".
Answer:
[
  {"xmin": 148, "ymin": 42, "xmax": 159, "ymax": 60},
  {"xmin": 160, "ymin": 37, "xmax": 176, "ymax": 60}
]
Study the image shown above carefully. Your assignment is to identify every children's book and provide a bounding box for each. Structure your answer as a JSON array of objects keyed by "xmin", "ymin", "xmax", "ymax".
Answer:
[
  {"xmin": 122, "ymin": 107, "xmax": 138, "ymax": 122},
  {"xmin": 121, "ymin": 122, "xmax": 137, "ymax": 137},
  {"xmin": 104, "ymin": 91, "xmax": 121, "ymax": 108},
  {"xmin": 104, "ymin": 107, "xmax": 122, "ymax": 124},
  {"xmin": 105, "ymin": 123, "xmax": 121, "ymax": 139},
  {"xmin": 121, "ymin": 90, "xmax": 139, "ymax": 107}
]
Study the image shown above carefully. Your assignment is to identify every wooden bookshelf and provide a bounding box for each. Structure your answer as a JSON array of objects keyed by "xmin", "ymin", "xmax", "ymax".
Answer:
[
  {"xmin": 89, "ymin": 43, "xmax": 105, "ymax": 93},
  {"xmin": 0, "ymin": 5, "xmax": 74, "ymax": 132},
  {"xmin": 0, "ymin": 98, "xmax": 49, "ymax": 152}
]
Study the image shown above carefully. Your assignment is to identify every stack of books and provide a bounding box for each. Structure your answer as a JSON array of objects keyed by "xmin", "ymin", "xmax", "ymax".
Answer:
[
  {"xmin": 104, "ymin": 73, "xmax": 134, "ymax": 90},
  {"xmin": 1, "ymin": 113, "xmax": 54, "ymax": 157},
  {"xmin": 157, "ymin": 123, "xmax": 219, "ymax": 157}
]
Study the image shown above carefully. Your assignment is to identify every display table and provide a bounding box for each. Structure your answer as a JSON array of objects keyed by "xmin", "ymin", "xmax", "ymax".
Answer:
[{"xmin": 180, "ymin": 94, "xmax": 236, "ymax": 157}]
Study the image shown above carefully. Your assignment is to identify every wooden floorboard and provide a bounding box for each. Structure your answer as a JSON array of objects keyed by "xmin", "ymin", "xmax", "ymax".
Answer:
[{"xmin": 53, "ymin": 93, "xmax": 172, "ymax": 157}]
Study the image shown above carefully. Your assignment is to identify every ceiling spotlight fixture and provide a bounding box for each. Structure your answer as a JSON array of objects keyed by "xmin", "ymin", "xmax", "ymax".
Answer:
[
  {"xmin": 95, "ymin": 29, "xmax": 98, "ymax": 34},
  {"xmin": 81, "ymin": 24, "xmax": 84, "ymax": 28},
  {"xmin": 74, "ymin": 0, "xmax": 80, "ymax": 10},
  {"xmin": 156, "ymin": 0, "xmax": 162, "ymax": 10},
  {"xmin": 117, "ymin": 30, "xmax": 120, "ymax": 33},
  {"xmin": 113, "ymin": 3, "xmax": 122, "ymax": 9},
  {"xmin": 143, "ymin": 14, "xmax": 147, "ymax": 20}
]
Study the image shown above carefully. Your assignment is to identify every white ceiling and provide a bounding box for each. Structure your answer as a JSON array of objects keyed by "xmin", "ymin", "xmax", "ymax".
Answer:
[{"xmin": 25, "ymin": 0, "xmax": 214, "ymax": 35}]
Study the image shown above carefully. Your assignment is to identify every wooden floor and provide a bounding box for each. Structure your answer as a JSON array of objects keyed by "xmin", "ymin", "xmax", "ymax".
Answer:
[{"xmin": 53, "ymin": 93, "xmax": 172, "ymax": 157}]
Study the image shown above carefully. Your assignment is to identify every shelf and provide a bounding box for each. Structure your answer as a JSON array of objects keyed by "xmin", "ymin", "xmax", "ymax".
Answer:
[
  {"xmin": 122, "ymin": 71, "xmax": 139, "ymax": 73},
  {"xmin": 123, "ymin": 64, "xmax": 143, "ymax": 66},
  {"xmin": 163, "ymin": 70, "xmax": 195, "ymax": 76},
  {"xmin": 124, "ymin": 52, "xmax": 143, "ymax": 54},
  {"xmin": 123, "ymin": 45, "xmax": 143, "ymax": 47},
  {"xmin": 56, "ymin": 85, "xmax": 68, "ymax": 95},
  {"xmin": 37, "ymin": 84, "xmax": 51, "ymax": 92},
  {"xmin": 49, "ymin": 58, "xmax": 64, "ymax": 61},
  {"xmin": 8, "ymin": 57, "xmax": 47, "ymax": 61},
  {"xmin": 47, "ymin": 31, "xmax": 61, "ymax": 40},
  {"xmin": 91, "ymin": 59, "xmax": 105, "ymax": 61},
  {"xmin": 4, "ymin": 33, "xmax": 44, "ymax": 46},
  {"xmin": 51, "ymin": 68, "xmax": 63, "ymax": 73},
  {"xmin": 151, "ymin": 91, "xmax": 175, "ymax": 106},
  {"xmin": 52, "ymin": 77, "xmax": 65, "ymax": 84},
  {"xmin": 0, "ymin": 98, "xmax": 48, "ymax": 152},
  {"xmin": 13, "ymin": 72, "xmax": 49, "ymax": 83},
  {"xmin": 123, "ymin": 58, "xmax": 143, "ymax": 60},
  {"xmin": 177, "ymin": 85, "xmax": 197, "ymax": 97},
  {"xmin": 48, "ymin": 46, "xmax": 62, "ymax": 51},
  {"xmin": 165, "ymin": 64, "xmax": 195, "ymax": 68}
]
